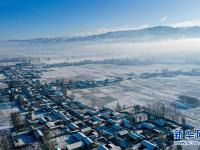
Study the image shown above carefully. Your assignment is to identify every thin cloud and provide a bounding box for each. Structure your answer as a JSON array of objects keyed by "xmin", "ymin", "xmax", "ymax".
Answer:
[
  {"xmin": 96, "ymin": 26, "xmax": 134, "ymax": 33},
  {"xmin": 160, "ymin": 16, "xmax": 168, "ymax": 22},
  {"xmin": 96, "ymin": 24, "xmax": 150, "ymax": 33},
  {"xmin": 72, "ymin": 24, "xmax": 150, "ymax": 37},
  {"xmin": 134, "ymin": 24, "xmax": 150, "ymax": 30},
  {"xmin": 171, "ymin": 20, "xmax": 200, "ymax": 27}
]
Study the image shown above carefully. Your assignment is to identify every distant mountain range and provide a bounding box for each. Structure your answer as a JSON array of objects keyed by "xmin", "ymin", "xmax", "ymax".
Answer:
[{"xmin": 9, "ymin": 26, "xmax": 200, "ymax": 43}]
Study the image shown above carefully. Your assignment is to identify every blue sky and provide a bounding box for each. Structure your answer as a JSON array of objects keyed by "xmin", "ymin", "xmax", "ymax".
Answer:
[{"xmin": 1, "ymin": 0, "xmax": 200, "ymax": 40}]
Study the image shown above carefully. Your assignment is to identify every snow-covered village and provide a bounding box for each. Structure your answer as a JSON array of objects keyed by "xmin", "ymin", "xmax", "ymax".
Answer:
[
  {"xmin": 0, "ymin": 58, "xmax": 199, "ymax": 150},
  {"xmin": 1, "ymin": 0, "xmax": 200, "ymax": 149}
]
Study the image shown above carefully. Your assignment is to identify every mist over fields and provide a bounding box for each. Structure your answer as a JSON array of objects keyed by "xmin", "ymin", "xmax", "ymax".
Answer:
[
  {"xmin": 1, "ymin": 38, "xmax": 200, "ymax": 63},
  {"xmin": 1, "ymin": 26, "xmax": 200, "ymax": 63}
]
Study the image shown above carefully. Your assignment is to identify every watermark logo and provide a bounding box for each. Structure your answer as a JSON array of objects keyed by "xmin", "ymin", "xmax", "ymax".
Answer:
[
  {"xmin": 173, "ymin": 129, "xmax": 200, "ymax": 145},
  {"xmin": 174, "ymin": 130, "xmax": 184, "ymax": 140},
  {"xmin": 174, "ymin": 140, "xmax": 200, "ymax": 146}
]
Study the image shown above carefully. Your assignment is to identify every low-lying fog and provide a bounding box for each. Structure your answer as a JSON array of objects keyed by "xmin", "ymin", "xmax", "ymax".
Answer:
[{"xmin": 1, "ymin": 38, "xmax": 200, "ymax": 63}]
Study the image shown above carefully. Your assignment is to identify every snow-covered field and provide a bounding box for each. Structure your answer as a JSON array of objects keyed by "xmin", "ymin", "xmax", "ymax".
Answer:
[
  {"xmin": 41, "ymin": 64, "xmax": 200, "ymax": 82},
  {"xmin": 41, "ymin": 64, "xmax": 200, "ymax": 127},
  {"xmin": 0, "ymin": 74, "xmax": 5, "ymax": 80},
  {"xmin": 0, "ymin": 82, "xmax": 7, "ymax": 89},
  {"xmin": 0, "ymin": 103, "xmax": 19, "ymax": 130},
  {"xmin": 0, "ymin": 74, "xmax": 7, "ymax": 89}
]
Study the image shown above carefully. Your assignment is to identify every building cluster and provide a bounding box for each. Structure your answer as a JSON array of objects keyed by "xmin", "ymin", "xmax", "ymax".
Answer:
[
  {"xmin": 140, "ymin": 69, "xmax": 200, "ymax": 79},
  {"xmin": 64, "ymin": 77, "xmax": 123, "ymax": 90},
  {"xmin": 1, "ymin": 62, "xmax": 193, "ymax": 150}
]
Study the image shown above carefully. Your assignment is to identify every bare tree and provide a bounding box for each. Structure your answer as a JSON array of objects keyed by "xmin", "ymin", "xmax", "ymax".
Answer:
[
  {"xmin": 69, "ymin": 93, "xmax": 75, "ymax": 100},
  {"xmin": 132, "ymin": 105, "xmax": 141, "ymax": 114},
  {"xmin": 115, "ymin": 101, "xmax": 122, "ymax": 111},
  {"xmin": 0, "ymin": 131, "xmax": 10, "ymax": 150},
  {"xmin": 176, "ymin": 145, "xmax": 182, "ymax": 150},
  {"xmin": 60, "ymin": 79, "xmax": 67, "ymax": 97},
  {"xmin": 11, "ymin": 112, "xmax": 21, "ymax": 131},
  {"xmin": 42, "ymin": 128, "xmax": 54, "ymax": 150},
  {"xmin": 91, "ymin": 97, "xmax": 97, "ymax": 109},
  {"xmin": 144, "ymin": 102, "xmax": 184, "ymax": 124},
  {"xmin": 156, "ymin": 134, "xmax": 165, "ymax": 149}
]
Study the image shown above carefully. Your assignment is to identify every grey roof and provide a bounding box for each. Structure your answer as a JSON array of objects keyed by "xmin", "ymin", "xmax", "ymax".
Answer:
[
  {"xmin": 82, "ymin": 137, "xmax": 93, "ymax": 145},
  {"xmin": 128, "ymin": 131, "xmax": 145, "ymax": 140},
  {"xmin": 118, "ymin": 130, "xmax": 128, "ymax": 136},
  {"xmin": 68, "ymin": 123, "xmax": 79, "ymax": 130},
  {"xmin": 141, "ymin": 140, "xmax": 157, "ymax": 150},
  {"xmin": 66, "ymin": 141, "xmax": 84, "ymax": 150},
  {"xmin": 34, "ymin": 130, "xmax": 44, "ymax": 139},
  {"xmin": 73, "ymin": 132, "xmax": 87, "ymax": 141},
  {"xmin": 81, "ymin": 127, "xmax": 92, "ymax": 133}
]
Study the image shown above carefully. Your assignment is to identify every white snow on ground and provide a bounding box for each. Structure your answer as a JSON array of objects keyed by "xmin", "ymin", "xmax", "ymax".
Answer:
[
  {"xmin": 0, "ymin": 82, "xmax": 7, "ymax": 89},
  {"xmin": 41, "ymin": 64, "xmax": 200, "ymax": 127},
  {"xmin": 0, "ymin": 74, "xmax": 5, "ymax": 80},
  {"xmin": 0, "ymin": 74, "xmax": 7, "ymax": 89},
  {"xmin": 0, "ymin": 103, "xmax": 19, "ymax": 130},
  {"xmin": 41, "ymin": 64, "xmax": 200, "ymax": 82}
]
